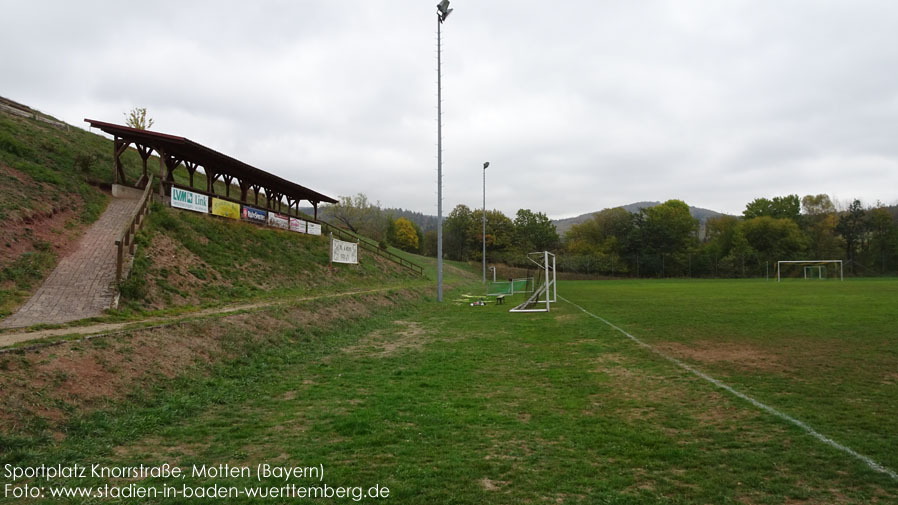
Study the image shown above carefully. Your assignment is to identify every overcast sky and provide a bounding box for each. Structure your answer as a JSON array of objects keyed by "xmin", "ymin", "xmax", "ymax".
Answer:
[{"xmin": 3, "ymin": 1, "xmax": 898, "ymax": 219}]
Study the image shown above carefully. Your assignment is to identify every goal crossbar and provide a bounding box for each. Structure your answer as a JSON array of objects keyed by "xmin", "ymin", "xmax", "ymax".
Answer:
[{"xmin": 776, "ymin": 260, "xmax": 843, "ymax": 282}]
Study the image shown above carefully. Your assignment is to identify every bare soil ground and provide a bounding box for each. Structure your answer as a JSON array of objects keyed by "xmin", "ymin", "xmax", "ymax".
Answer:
[
  {"xmin": 655, "ymin": 340, "xmax": 793, "ymax": 374},
  {"xmin": 0, "ymin": 164, "xmax": 96, "ymax": 282}
]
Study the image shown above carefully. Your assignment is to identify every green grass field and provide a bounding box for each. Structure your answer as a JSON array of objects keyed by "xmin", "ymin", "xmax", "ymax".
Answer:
[{"xmin": 2, "ymin": 278, "xmax": 896, "ymax": 504}]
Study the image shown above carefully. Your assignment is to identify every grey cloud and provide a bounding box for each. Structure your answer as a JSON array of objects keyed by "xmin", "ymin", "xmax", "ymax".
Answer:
[{"xmin": 2, "ymin": 0, "xmax": 898, "ymax": 218}]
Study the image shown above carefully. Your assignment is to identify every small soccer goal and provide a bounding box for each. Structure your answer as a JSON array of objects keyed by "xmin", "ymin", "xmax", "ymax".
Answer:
[
  {"xmin": 487, "ymin": 277, "xmax": 534, "ymax": 296},
  {"xmin": 487, "ymin": 281, "xmax": 512, "ymax": 296},
  {"xmin": 776, "ymin": 260, "xmax": 843, "ymax": 281}
]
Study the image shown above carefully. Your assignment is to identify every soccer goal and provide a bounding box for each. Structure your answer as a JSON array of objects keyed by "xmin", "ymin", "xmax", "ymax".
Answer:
[
  {"xmin": 487, "ymin": 281, "xmax": 512, "ymax": 296},
  {"xmin": 487, "ymin": 277, "xmax": 534, "ymax": 296},
  {"xmin": 776, "ymin": 260, "xmax": 843, "ymax": 281},
  {"xmin": 510, "ymin": 252, "xmax": 557, "ymax": 313}
]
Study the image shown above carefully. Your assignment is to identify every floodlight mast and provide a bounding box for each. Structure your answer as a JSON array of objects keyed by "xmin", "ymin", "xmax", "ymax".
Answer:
[
  {"xmin": 436, "ymin": 0, "xmax": 452, "ymax": 301},
  {"xmin": 482, "ymin": 161, "xmax": 489, "ymax": 284}
]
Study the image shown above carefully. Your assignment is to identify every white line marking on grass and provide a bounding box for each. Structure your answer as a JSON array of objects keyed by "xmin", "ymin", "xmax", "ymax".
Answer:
[{"xmin": 560, "ymin": 295, "xmax": 898, "ymax": 481}]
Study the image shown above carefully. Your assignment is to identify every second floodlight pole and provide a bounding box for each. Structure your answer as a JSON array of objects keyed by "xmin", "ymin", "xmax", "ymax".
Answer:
[{"xmin": 482, "ymin": 161, "xmax": 489, "ymax": 284}]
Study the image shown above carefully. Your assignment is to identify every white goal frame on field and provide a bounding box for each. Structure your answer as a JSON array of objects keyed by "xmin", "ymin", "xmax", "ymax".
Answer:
[
  {"xmin": 776, "ymin": 260, "xmax": 843, "ymax": 282},
  {"xmin": 510, "ymin": 251, "xmax": 557, "ymax": 313}
]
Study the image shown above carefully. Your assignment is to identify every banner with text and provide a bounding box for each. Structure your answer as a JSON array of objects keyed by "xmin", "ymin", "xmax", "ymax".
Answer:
[
  {"xmin": 307, "ymin": 222, "xmax": 322, "ymax": 236},
  {"xmin": 268, "ymin": 212, "xmax": 290, "ymax": 230},
  {"xmin": 331, "ymin": 237, "xmax": 358, "ymax": 264},
  {"xmin": 170, "ymin": 187, "xmax": 209, "ymax": 214},
  {"xmin": 211, "ymin": 198, "xmax": 240, "ymax": 220},
  {"xmin": 241, "ymin": 206, "xmax": 267, "ymax": 224},
  {"xmin": 289, "ymin": 217, "xmax": 307, "ymax": 234}
]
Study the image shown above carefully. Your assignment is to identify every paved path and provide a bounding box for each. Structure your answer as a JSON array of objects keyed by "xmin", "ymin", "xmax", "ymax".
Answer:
[{"xmin": 0, "ymin": 196, "xmax": 140, "ymax": 329}]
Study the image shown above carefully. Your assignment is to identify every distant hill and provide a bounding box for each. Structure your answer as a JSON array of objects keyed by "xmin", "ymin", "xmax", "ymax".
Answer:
[
  {"xmin": 307, "ymin": 200, "xmax": 732, "ymax": 237},
  {"xmin": 553, "ymin": 201, "xmax": 731, "ymax": 236}
]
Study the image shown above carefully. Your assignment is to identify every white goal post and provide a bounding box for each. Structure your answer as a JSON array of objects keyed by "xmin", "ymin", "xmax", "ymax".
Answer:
[
  {"xmin": 510, "ymin": 251, "xmax": 557, "ymax": 313},
  {"xmin": 776, "ymin": 260, "xmax": 843, "ymax": 282}
]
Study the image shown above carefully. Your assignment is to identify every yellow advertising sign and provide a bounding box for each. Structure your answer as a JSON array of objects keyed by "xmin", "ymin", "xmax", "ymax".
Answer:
[{"xmin": 211, "ymin": 198, "xmax": 240, "ymax": 220}]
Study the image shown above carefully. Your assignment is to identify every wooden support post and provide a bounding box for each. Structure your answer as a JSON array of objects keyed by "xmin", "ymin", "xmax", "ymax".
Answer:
[
  {"xmin": 239, "ymin": 179, "xmax": 249, "ymax": 202},
  {"xmin": 222, "ymin": 174, "xmax": 233, "ymax": 198},
  {"xmin": 157, "ymin": 148, "xmax": 166, "ymax": 198},
  {"xmin": 185, "ymin": 161, "xmax": 198, "ymax": 188},
  {"xmin": 164, "ymin": 155, "xmax": 181, "ymax": 183},
  {"xmin": 207, "ymin": 172, "xmax": 220, "ymax": 195},
  {"xmin": 135, "ymin": 144, "xmax": 153, "ymax": 184},
  {"xmin": 113, "ymin": 137, "xmax": 129, "ymax": 185},
  {"xmin": 314, "ymin": 202, "xmax": 319, "ymax": 221}
]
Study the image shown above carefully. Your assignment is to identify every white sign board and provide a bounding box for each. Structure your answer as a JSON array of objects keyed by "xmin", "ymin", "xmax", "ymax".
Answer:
[
  {"xmin": 307, "ymin": 222, "xmax": 322, "ymax": 236},
  {"xmin": 170, "ymin": 187, "xmax": 209, "ymax": 213},
  {"xmin": 330, "ymin": 237, "xmax": 358, "ymax": 264},
  {"xmin": 268, "ymin": 212, "xmax": 290, "ymax": 229},
  {"xmin": 289, "ymin": 218, "xmax": 307, "ymax": 234}
]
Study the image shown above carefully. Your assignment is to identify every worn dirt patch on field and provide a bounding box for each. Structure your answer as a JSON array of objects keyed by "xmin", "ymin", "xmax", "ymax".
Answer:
[
  {"xmin": 655, "ymin": 341, "xmax": 791, "ymax": 374},
  {"xmin": 480, "ymin": 477, "xmax": 508, "ymax": 491},
  {"xmin": 114, "ymin": 436, "xmax": 213, "ymax": 463},
  {"xmin": 342, "ymin": 320, "xmax": 429, "ymax": 357},
  {"xmin": 589, "ymin": 352, "xmax": 757, "ymax": 435}
]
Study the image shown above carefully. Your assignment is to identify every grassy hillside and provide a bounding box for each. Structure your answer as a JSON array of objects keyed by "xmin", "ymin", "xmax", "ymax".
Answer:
[
  {"xmin": 118, "ymin": 205, "xmax": 427, "ymax": 313},
  {"xmin": 0, "ymin": 108, "xmax": 147, "ymax": 316}
]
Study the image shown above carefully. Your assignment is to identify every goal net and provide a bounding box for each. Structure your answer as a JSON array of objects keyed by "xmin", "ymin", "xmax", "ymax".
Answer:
[
  {"xmin": 776, "ymin": 260, "xmax": 843, "ymax": 281},
  {"xmin": 510, "ymin": 252, "xmax": 557, "ymax": 313},
  {"xmin": 487, "ymin": 277, "xmax": 534, "ymax": 296}
]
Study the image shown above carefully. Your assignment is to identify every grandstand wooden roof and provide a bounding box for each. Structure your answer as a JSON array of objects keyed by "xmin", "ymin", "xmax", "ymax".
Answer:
[{"xmin": 84, "ymin": 118, "xmax": 337, "ymax": 205}]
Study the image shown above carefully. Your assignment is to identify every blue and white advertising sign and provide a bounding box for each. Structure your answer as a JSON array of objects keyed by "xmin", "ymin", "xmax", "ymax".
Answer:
[
  {"xmin": 170, "ymin": 187, "xmax": 209, "ymax": 213},
  {"xmin": 242, "ymin": 206, "xmax": 268, "ymax": 223}
]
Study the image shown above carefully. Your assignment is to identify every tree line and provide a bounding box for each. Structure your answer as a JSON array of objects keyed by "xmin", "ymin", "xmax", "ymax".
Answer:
[
  {"xmin": 564, "ymin": 195, "xmax": 898, "ymax": 277},
  {"xmin": 319, "ymin": 194, "xmax": 559, "ymax": 264},
  {"xmin": 323, "ymin": 193, "xmax": 898, "ymax": 277}
]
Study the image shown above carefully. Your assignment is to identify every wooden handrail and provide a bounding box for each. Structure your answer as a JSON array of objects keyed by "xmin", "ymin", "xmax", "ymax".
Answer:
[{"xmin": 115, "ymin": 176, "xmax": 155, "ymax": 283}]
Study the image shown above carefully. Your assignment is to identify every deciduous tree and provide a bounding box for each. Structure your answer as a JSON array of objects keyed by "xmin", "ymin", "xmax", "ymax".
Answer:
[
  {"xmin": 743, "ymin": 195, "xmax": 800, "ymax": 221},
  {"xmin": 392, "ymin": 217, "xmax": 420, "ymax": 252},
  {"xmin": 329, "ymin": 193, "xmax": 387, "ymax": 240},
  {"xmin": 835, "ymin": 199, "xmax": 866, "ymax": 270},
  {"xmin": 444, "ymin": 204, "xmax": 474, "ymax": 261},
  {"xmin": 513, "ymin": 209, "xmax": 559, "ymax": 253},
  {"xmin": 124, "ymin": 107, "xmax": 154, "ymax": 130}
]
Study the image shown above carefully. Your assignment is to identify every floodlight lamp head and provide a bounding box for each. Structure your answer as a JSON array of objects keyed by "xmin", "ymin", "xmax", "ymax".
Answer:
[
  {"xmin": 437, "ymin": 0, "xmax": 452, "ymax": 22},
  {"xmin": 483, "ymin": 162, "xmax": 490, "ymax": 169}
]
